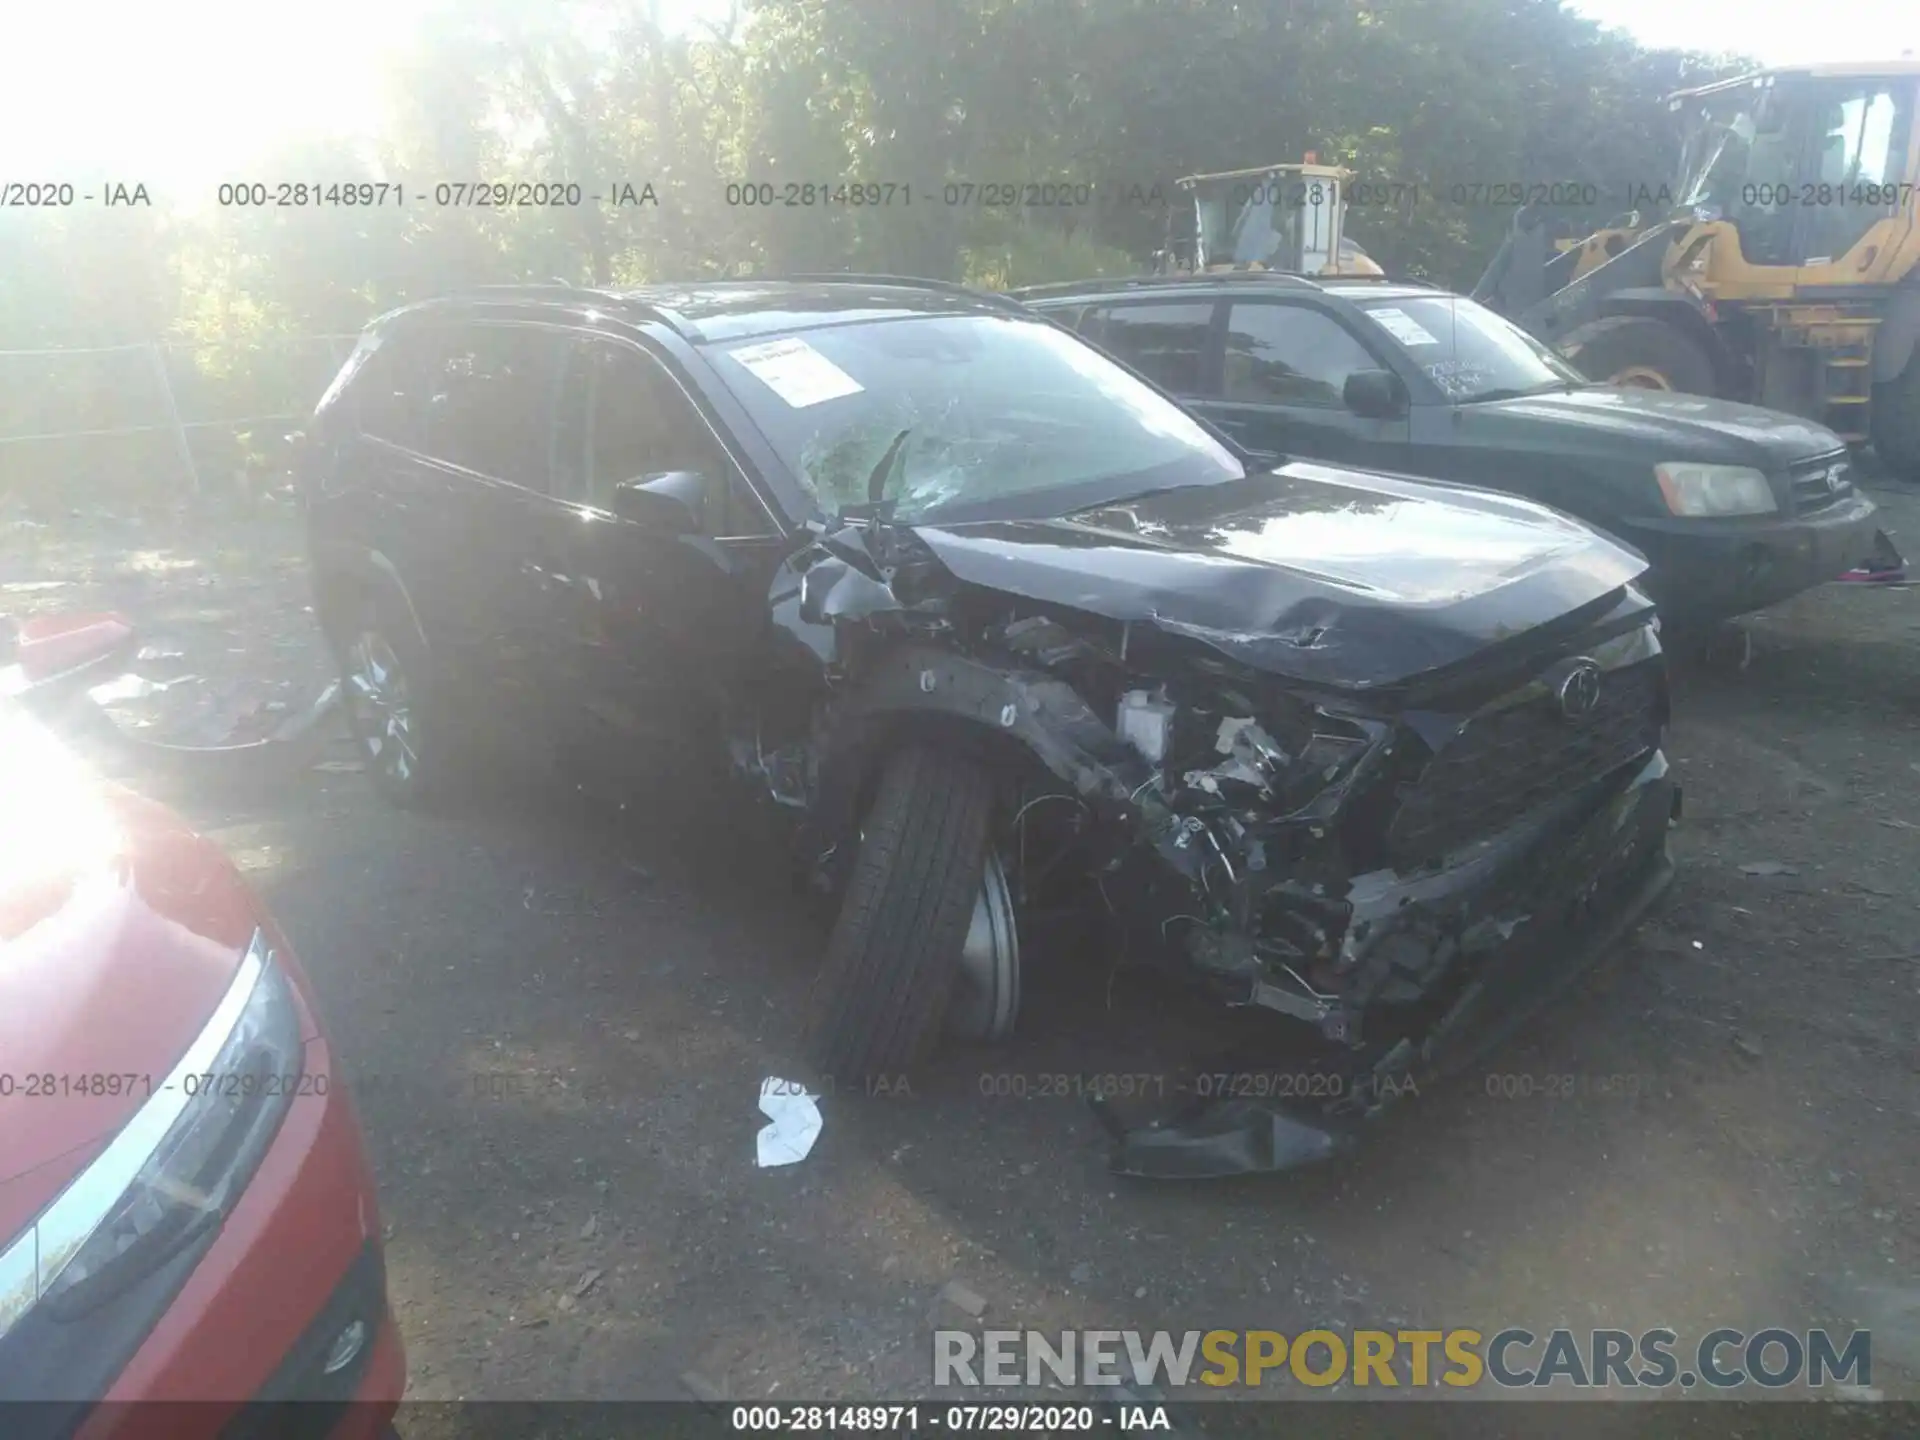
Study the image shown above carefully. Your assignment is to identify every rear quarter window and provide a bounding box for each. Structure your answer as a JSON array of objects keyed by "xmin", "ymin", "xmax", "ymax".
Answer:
[
  {"xmin": 313, "ymin": 334, "xmax": 377, "ymax": 421},
  {"xmin": 350, "ymin": 329, "xmax": 436, "ymax": 450}
]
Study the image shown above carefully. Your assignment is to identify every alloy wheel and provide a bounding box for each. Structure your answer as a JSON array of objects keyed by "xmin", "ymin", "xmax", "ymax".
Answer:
[
  {"xmin": 345, "ymin": 629, "xmax": 418, "ymax": 785},
  {"xmin": 1611, "ymin": 364, "xmax": 1674, "ymax": 391},
  {"xmin": 947, "ymin": 849, "xmax": 1021, "ymax": 1042}
]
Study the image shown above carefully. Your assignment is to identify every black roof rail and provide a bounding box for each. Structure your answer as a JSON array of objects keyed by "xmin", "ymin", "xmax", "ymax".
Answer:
[
  {"xmin": 1009, "ymin": 272, "xmax": 1318, "ymax": 297},
  {"xmin": 1194, "ymin": 269, "xmax": 1437, "ymax": 287},
  {"xmin": 463, "ymin": 281, "xmax": 628, "ymax": 301},
  {"xmin": 1316, "ymin": 272, "xmax": 1438, "ymax": 286},
  {"xmin": 1173, "ymin": 270, "xmax": 1320, "ymax": 285},
  {"xmin": 432, "ymin": 278, "xmax": 695, "ymax": 332},
  {"xmin": 384, "ymin": 282, "xmax": 691, "ymax": 337},
  {"xmin": 773, "ymin": 272, "xmax": 1031, "ymax": 312},
  {"xmin": 1011, "ymin": 270, "xmax": 1436, "ymax": 300},
  {"xmin": 1008, "ymin": 274, "xmax": 1292, "ymax": 301}
]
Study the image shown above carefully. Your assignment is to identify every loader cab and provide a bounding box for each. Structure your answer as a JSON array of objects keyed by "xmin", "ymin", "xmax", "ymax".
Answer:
[
  {"xmin": 1161, "ymin": 162, "xmax": 1382, "ymax": 277},
  {"xmin": 1670, "ymin": 66, "xmax": 1919, "ymax": 276},
  {"xmin": 1473, "ymin": 61, "xmax": 1920, "ymax": 471}
]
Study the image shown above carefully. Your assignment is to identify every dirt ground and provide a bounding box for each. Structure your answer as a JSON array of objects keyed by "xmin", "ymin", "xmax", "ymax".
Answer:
[{"xmin": 5, "ymin": 478, "xmax": 1920, "ymax": 1416}]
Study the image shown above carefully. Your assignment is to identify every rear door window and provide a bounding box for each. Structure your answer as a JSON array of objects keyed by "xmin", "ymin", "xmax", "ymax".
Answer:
[
  {"xmin": 1081, "ymin": 301, "xmax": 1219, "ymax": 395},
  {"xmin": 353, "ymin": 331, "xmax": 437, "ymax": 450}
]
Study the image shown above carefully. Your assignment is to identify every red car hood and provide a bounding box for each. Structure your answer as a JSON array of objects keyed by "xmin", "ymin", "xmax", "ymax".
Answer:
[{"xmin": 0, "ymin": 709, "xmax": 264, "ymax": 1242}]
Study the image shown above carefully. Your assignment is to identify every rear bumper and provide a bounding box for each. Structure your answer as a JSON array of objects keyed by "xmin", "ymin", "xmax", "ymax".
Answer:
[
  {"xmin": 1621, "ymin": 493, "xmax": 1884, "ymax": 626},
  {"xmin": 1103, "ymin": 749, "xmax": 1680, "ymax": 1178}
]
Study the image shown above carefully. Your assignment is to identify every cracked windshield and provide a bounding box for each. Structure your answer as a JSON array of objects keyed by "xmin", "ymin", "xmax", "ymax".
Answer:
[{"xmin": 710, "ymin": 314, "xmax": 1241, "ymax": 521}]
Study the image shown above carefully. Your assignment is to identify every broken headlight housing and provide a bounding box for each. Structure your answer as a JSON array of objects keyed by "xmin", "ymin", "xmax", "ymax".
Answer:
[
  {"xmin": 1116, "ymin": 688, "xmax": 1179, "ymax": 764},
  {"xmin": 0, "ymin": 930, "xmax": 302, "ymax": 1339},
  {"xmin": 1171, "ymin": 668, "xmax": 1376, "ymax": 810}
]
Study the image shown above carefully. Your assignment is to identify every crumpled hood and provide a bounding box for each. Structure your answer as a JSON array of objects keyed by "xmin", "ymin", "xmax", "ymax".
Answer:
[
  {"xmin": 0, "ymin": 708, "xmax": 260, "ymax": 1241},
  {"xmin": 911, "ymin": 463, "xmax": 1649, "ymax": 689},
  {"xmin": 1461, "ymin": 386, "xmax": 1845, "ymax": 467}
]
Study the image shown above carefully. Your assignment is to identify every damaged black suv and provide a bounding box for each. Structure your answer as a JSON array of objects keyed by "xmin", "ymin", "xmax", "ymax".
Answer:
[{"xmin": 299, "ymin": 276, "xmax": 1681, "ymax": 1175}]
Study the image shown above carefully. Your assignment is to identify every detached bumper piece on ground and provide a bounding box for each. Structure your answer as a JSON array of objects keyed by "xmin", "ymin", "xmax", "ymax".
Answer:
[{"xmin": 1838, "ymin": 527, "xmax": 1909, "ymax": 585}]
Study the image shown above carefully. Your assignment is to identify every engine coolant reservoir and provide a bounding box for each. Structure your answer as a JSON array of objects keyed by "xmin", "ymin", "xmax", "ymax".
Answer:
[{"xmin": 1117, "ymin": 689, "xmax": 1178, "ymax": 765}]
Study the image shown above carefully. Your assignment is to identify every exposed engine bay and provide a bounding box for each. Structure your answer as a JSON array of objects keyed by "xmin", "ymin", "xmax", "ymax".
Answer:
[{"xmin": 727, "ymin": 508, "xmax": 1682, "ymax": 1177}]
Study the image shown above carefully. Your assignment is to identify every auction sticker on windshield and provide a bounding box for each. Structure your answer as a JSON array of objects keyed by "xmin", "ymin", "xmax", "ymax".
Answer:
[
  {"xmin": 727, "ymin": 337, "xmax": 865, "ymax": 407},
  {"xmin": 1368, "ymin": 307, "xmax": 1438, "ymax": 347}
]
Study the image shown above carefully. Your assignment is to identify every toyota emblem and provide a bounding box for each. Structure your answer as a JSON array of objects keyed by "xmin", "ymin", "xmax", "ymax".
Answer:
[{"xmin": 1555, "ymin": 660, "xmax": 1603, "ymax": 720}]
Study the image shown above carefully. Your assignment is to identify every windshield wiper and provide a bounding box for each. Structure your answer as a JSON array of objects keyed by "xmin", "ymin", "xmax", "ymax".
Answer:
[
  {"xmin": 1464, "ymin": 379, "xmax": 1587, "ymax": 403},
  {"xmin": 826, "ymin": 425, "xmax": 914, "ymax": 528},
  {"xmin": 864, "ymin": 427, "xmax": 913, "ymax": 510}
]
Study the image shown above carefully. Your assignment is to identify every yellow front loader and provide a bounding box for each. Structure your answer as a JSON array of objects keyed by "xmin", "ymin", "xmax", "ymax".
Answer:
[{"xmin": 1474, "ymin": 61, "xmax": 1920, "ymax": 477}]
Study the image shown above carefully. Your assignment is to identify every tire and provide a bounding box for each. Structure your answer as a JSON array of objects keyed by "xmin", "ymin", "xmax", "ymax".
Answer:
[
  {"xmin": 333, "ymin": 583, "xmax": 455, "ymax": 809},
  {"xmin": 1871, "ymin": 357, "xmax": 1920, "ymax": 482},
  {"xmin": 1558, "ymin": 315, "xmax": 1718, "ymax": 396},
  {"xmin": 804, "ymin": 743, "xmax": 995, "ymax": 1083}
]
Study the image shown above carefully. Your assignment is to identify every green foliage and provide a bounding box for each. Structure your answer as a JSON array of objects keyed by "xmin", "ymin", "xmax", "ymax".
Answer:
[
  {"xmin": 960, "ymin": 212, "xmax": 1143, "ymax": 290},
  {"xmin": 0, "ymin": 0, "xmax": 1755, "ymax": 498}
]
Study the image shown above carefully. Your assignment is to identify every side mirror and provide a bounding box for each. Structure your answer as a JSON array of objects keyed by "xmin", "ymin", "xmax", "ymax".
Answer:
[
  {"xmin": 1344, "ymin": 369, "xmax": 1408, "ymax": 420},
  {"xmin": 609, "ymin": 470, "xmax": 707, "ymax": 532},
  {"xmin": 797, "ymin": 562, "xmax": 833, "ymax": 624},
  {"xmin": 797, "ymin": 556, "xmax": 901, "ymax": 625}
]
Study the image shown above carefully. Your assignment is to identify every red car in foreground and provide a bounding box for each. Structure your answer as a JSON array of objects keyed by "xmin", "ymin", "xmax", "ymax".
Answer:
[{"xmin": 0, "ymin": 614, "xmax": 403, "ymax": 1438}]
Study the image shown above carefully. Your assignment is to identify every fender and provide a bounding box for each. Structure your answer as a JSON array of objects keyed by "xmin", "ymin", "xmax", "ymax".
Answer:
[
  {"xmin": 309, "ymin": 542, "xmax": 431, "ymax": 656},
  {"xmin": 805, "ymin": 643, "xmax": 1204, "ymax": 886},
  {"xmin": 1871, "ymin": 283, "xmax": 1920, "ymax": 384}
]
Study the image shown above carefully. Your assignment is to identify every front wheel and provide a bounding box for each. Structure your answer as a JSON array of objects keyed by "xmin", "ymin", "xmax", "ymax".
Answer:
[
  {"xmin": 804, "ymin": 744, "xmax": 997, "ymax": 1082},
  {"xmin": 336, "ymin": 591, "xmax": 451, "ymax": 808},
  {"xmin": 1558, "ymin": 315, "xmax": 1718, "ymax": 395}
]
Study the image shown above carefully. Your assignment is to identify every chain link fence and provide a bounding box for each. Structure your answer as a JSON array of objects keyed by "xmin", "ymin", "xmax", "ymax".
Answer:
[{"xmin": 0, "ymin": 334, "xmax": 359, "ymax": 504}]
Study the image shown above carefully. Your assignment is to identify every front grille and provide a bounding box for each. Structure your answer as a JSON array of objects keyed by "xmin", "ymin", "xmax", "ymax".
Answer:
[
  {"xmin": 1789, "ymin": 454, "xmax": 1854, "ymax": 514},
  {"xmin": 1386, "ymin": 661, "xmax": 1663, "ymax": 865}
]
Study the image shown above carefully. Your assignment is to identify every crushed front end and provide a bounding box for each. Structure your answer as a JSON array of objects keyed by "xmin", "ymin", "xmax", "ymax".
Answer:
[
  {"xmin": 1071, "ymin": 615, "xmax": 1681, "ymax": 1178},
  {"xmin": 747, "ymin": 511, "xmax": 1680, "ymax": 1179}
]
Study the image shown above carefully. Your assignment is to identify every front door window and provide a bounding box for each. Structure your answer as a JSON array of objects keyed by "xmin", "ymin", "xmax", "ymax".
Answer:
[{"xmin": 1802, "ymin": 82, "xmax": 1913, "ymax": 264}]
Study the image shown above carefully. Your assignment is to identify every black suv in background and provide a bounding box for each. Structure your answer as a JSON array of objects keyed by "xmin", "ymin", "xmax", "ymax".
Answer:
[
  {"xmin": 296, "ymin": 277, "xmax": 1679, "ymax": 1177},
  {"xmin": 1015, "ymin": 274, "xmax": 1890, "ymax": 628}
]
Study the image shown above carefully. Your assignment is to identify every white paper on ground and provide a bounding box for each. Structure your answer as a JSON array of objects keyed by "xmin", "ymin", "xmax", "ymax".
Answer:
[
  {"xmin": 755, "ymin": 1077, "xmax": 823, "ymax": 1167},
  {"xmin": 88, "ymin": 672, "xmax": 199, "ymax": 704},
  {"xmin": 1366, "ymin": 307, "xmax": 1439, "ymax": 347},
  {"xmin": 727, "ymin": 338, "xmax": 865, "ymax": 408}
]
